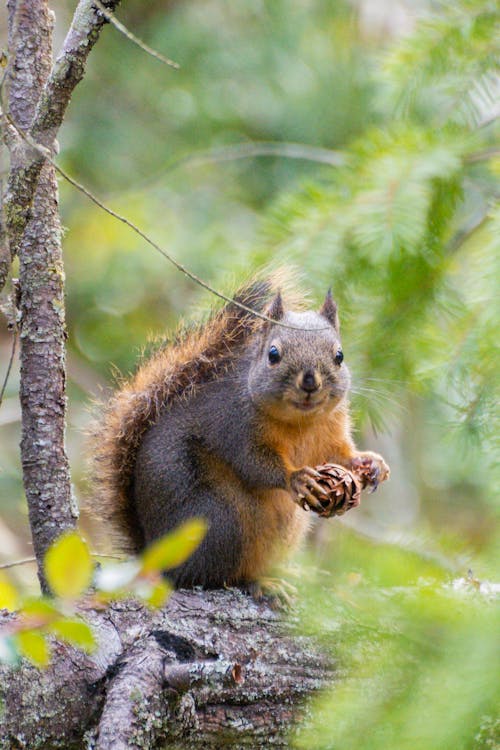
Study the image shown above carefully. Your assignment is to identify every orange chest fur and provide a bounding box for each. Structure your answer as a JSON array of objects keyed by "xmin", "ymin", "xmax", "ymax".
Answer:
[{"xmin": 261, "ymin": 409, "xmax": 350, "ymax": 471}]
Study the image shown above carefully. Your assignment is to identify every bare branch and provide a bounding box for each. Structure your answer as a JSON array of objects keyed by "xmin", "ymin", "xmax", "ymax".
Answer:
[
  {"xmin": 465, "ymin": 146, "xmax": 500, "ymax": 163},
  {"xmin": 48, "ymin": 155, "xmax": 332, "ymax": 329},
  {"xmin": 0, "ymin": 328, "xmax": 17, "ymax": 409},
  {"xmin": 93, "ymin": 0, "xmax": 180, "ymax": 70},
  {"xmin": 3, "ymin": 108, "xmax": 331, "ymax": 332},
  {"xmin": 1, "ymin": 0, "xmax": 121, "ymax": 292},
  {"xmin": 175, "ymin": 140, "xmax": 346, "ymax": 169},
  {"xmin": 31, "ymin": 0, "xmax": 122, "ymax": 146},
  {"xmin": 0, "ymin": 552, "xmax": 122, "ymax": 570},
  {"xmin": 0, "ymin": 175, "xmax": 9, "ymax": 292},
  {"xmin": 446, "ymin": 208, "xmax": 490, "ymax": 255},
  {"xmin": 114, "ymin": 140, "xmax": 346, "ymax": 197},
  {"xmin": 0, "ymin": 589, "xmax": 333, "ymax": 748}
]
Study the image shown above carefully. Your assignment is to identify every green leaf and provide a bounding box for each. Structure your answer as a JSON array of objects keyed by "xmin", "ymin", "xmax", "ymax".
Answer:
[
  {"xmin": 44, "ymin": 532, "xmax": 93, "ymax": 599},
  {"xmin": 15, "ymin": 630, "xmax": 50, "ymax": 667},
  {"xmin": 49, "ymin": 619, "xmax": 96, "ymax": 652},
  {"xmin": 0, "ymin": 574, "xmax": 19, "ymax": 612},
  {"xmin": 141, "ymin": 519, "xmax": 208, "ymax": 574}
]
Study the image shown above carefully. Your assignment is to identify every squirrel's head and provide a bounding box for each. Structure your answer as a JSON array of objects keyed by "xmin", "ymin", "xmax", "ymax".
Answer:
[{"xmin": 247, "ymin": 290, "xmax": 350, "ymax": 422}]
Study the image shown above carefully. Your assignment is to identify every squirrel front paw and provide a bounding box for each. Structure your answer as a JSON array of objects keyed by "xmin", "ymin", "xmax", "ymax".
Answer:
[
  {"xmin": 290, "ymin": 466, "xmax": 329, "ymax": 512},
  {"xmin": 348, "ymin": 451, "xmax": 390, "ymax": 491}
]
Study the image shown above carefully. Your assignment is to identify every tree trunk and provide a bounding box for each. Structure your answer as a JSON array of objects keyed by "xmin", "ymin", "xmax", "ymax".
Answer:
[
  {"xmin": 0, "ymin": 589, "xmax": 334, "ymax": 749},
  {"xmin": 3, "ymin": 0, "xmax": 121, "ymax": 591},
  {"xmin": 6, "ymin": 0, "xmax": 76, "ymax": 592},
  {"xmin": 2, "ymin": 0, "xmax": 122, "ymax": 291}
]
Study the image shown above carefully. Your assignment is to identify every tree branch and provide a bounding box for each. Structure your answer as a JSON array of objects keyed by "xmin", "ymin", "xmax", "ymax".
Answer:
[
  {"xmin": 31, "ymin": 0, "xmax": 122, "ymax": 147},
  {"xmin": 1, "ymin": 112, "xmax": 333, "ymax": 332},
  {"xmin": 0, "ymin": 590, "xmax": 334, "ymax": 749},
  {"xmin": 0, "ymin": 327, "xmax": 17, "ymax": 408},
  {"xmin": 1, "ymin": 0, "xmax": 121, "ymax": 292},
  {"xmin": 5, "ymin": 0, "xmax": 79, "ymax": 592},
  {"xmin": 93, "ymin": 0, "xmax": 179, "ymax": 70}
]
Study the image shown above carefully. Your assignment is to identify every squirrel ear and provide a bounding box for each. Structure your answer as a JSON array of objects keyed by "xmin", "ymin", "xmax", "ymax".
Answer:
[
  {"xmin": 266, "ymin": 290, "xmax": 284, "ymax": 322},
  {"xmin": 320, "ymin": 288, "xmax": 339, "ymax": 330}
]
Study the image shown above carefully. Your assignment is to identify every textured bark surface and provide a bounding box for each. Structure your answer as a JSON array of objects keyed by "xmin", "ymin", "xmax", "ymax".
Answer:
[
  {"xmin": 0, "ymin": 589, "xmax": 334, "ymax": 749},
  {"xmin": 6, "ymin": 0, "xmax": 76, "ymax": 592},
  {"xmin": 17, "ymin": 161, "xmax": 77, "ymax": 590},
  {"xmin": 1, "ymin": 0, "xmax": 121, "ymax": 291},
  {"xmin": 3, "ymin": 0, "xmax": 122, "ymax": 590}
]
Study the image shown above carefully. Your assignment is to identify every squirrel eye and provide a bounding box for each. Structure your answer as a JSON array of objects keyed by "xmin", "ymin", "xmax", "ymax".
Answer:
[
  {"xmin": 334, "ymin": 349, "xmax": 344, "ymax": 366},
  {"xmin": 268, "ymin": 345, "xmax": 281, "ymax": 365}
]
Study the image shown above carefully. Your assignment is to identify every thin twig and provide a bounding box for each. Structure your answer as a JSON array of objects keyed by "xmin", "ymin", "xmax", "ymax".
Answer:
[
  {"xmin": 91, "ymin": 552, "xmax": 124, "ymax": 561},
  {"xmin": 0, "ymin": 175, "xmax": 10, "ymax": 289},
  {"xmin": 446, "ymin": 210, "xmax": 490, "ymax": 255},
  {"xmin": 0, "ymin": 552, "xmax": 123, "ymax": 570},
  {"xmin": 109, "ymin": 141, "xmax": 346, "ymax": 199},
  {"xmin": 164, "ymin": 141, "xmax": 345, "ymax": 171},
  {"xmin": 93, "ymin": 0, "xmax": 179, "ymax": 70},
  {"xmin": 465, "ymin": 146, "xmax": 500, "ymax": 164},
  {"xmin": 0, "ymin": 556, "xmax": 37, "ymax": 570},
  {"xmin": 0, "ymin": 328, "xmax": 17, "ymax": 408},
  {"xmin": 1, "ymin": 106, "xmax": 330, "ymax": 331}
]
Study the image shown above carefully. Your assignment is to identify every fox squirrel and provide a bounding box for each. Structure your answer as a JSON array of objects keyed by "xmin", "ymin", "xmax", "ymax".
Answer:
[{"xmin": 90, "ymin": 272, "xmax": 389, "ymax": 589}]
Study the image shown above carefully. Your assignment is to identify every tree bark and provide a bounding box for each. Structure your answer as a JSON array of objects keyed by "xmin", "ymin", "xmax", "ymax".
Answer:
[
  {"xmin": 1, "ymin": 0, "xmax": 121, "ymax": 293},
  {"xmin": 3, "ymin": 0, "xmax": 121, "ymax": 590},
  {"xmin": 5, "ymin": 0, "xmax": 76, "ymax": 592},
  {"xmin": 0, "ymin": 589, "xmax": 334, "ymax": 749}
]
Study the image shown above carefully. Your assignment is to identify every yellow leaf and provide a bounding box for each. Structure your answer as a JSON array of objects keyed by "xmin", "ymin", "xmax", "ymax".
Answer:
[
  {"xmin": 44, "ymin": 532, "xmax": 93, "ymax": 599},
  {"xmin": 0, "ymin": 574, "xmax": 19, "ymax": 612},
  {"xmin": 141, "ymin": 519, "xmax": 208, "ymax": 574},
  {"xmin": 145, "ymin": 579, "xmax": 173, "ymax": 608},
  {"xmin": 49, "ymin": 619, "xmax": 95, "ymax": 652},
  {"xmin": 21, "ymin": 597, "xmax": 59, "ymax": 621},
  {"xmin": 16, "ymin": 630, "xmax": 50, "ymax": 667}
]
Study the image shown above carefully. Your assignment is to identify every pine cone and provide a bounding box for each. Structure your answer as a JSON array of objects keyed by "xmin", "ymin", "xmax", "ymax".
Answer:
[{"xmin": 313, "ymin": 463, "xmax": 362, "ymax": 517}]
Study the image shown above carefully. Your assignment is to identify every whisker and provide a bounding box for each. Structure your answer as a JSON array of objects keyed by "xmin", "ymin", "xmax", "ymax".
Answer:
[
  {"xmin": 350, "ymin": 387, "xmax": 407, "ymax": 414},
  {"xmin": 358, "ymin": 376, "xmax": 410, "ymax": 386}
]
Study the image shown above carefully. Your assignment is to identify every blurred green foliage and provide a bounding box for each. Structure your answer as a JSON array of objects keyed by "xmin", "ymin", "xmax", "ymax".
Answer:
[
  {"xmin": 294, "ymin": 531, "xmax": 500, "ymax": 750},
  {"xmin": 0, "ymin": 0, "xmax": 498, "ymax": 744}
]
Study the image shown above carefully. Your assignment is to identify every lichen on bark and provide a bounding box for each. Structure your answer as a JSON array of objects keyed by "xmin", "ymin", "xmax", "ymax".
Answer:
[{"xmin": 0, "ymin": 589, "xmax": 334, "ymax": 749}]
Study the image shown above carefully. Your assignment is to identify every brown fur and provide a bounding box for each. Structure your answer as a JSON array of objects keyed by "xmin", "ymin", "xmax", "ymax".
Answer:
[
  {"xmin": 87, "ymin": 270, "xmax": 307, "ymax": 552},
  {"xmin": 85, "ymin": 269, "xmax": 387, "ymax": 590}
]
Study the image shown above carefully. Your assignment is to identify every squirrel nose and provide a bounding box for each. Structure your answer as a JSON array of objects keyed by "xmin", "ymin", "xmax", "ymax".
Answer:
[{"xmin": 299, "ymin": 369, "xmax": 321, "ymax": 393}]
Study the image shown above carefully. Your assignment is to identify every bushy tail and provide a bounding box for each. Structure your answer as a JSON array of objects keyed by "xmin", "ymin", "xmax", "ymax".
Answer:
[{"xmin": 87, "ymin": 270, "xmax": 302, "ymax": 552}]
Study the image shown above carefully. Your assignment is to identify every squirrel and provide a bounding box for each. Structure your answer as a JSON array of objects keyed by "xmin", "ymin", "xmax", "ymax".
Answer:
[{"xmin": 89, "ymin": 271, "xmax": 389, "ymax": 591}]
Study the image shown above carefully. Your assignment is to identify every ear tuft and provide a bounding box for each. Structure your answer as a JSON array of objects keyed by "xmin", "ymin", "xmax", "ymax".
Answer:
[
  {"xmin": 266, "ymin": 290, "xmax": 285, "ymax": 322},
  {"xmin": 320, "ymin": 288, "xmax": 339, "ymax": 330}
]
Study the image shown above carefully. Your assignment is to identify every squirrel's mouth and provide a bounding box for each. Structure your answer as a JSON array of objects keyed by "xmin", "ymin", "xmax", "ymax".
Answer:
[{"xmin": 291, "ymin": 395, "xmax": 326, "ymax": 412}]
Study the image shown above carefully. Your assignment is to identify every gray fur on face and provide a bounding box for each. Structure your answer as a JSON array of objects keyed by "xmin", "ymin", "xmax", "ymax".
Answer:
[{"xmin": 247, "ymin": 310, "xmax": 350, "ymax": 417}]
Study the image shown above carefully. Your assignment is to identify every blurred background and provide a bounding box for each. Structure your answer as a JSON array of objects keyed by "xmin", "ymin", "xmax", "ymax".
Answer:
[{"xmin": 0, "ymin": 1, "xmax": 498, "ymax": 747}]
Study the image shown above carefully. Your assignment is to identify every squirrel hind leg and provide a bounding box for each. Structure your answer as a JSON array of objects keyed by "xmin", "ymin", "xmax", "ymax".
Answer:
[{"xmin": 162, "ymin": 493, "xmax": 245, "ymax": 590}]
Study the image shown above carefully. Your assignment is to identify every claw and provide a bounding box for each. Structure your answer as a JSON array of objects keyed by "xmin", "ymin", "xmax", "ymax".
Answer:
[
  {"xmin": 290, "ymin": 466, "xmax": 329, "ymax": 513},
  {"xmin": 349, "ymin": 452, "xmax": 390, "ymax": 490}
]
